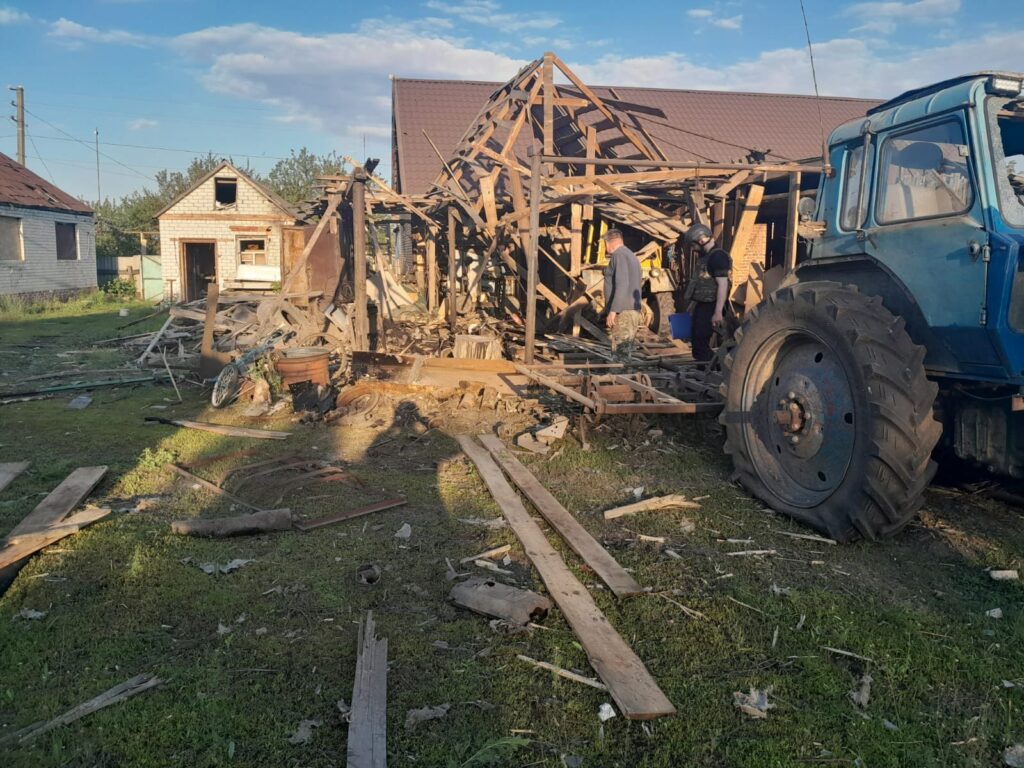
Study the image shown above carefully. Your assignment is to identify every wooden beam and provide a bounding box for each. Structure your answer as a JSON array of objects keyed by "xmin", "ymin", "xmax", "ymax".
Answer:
[
  {"xmin": 352, "ymin": 169, "xmax": 370, "ymax": 351},
  {"xmin": 346, "ymin": 611, "xmax": 388, "ymax": 768},
  {"xmin": 448, "ymin": 206, "xmax": 459, "ymax": 332},
  {"xmin": 425, "ymin": 233, "xmax": 438, "ymax": 313},
  {"xmin": 0, "ymin": 507, "xmax": 110, "ymax": 571},
  {"xmin": 525, "ymin": 151, "xmax": 542, "ymax": 365},
  {"xmin": 0, "ymin": 462, "xmax": 30, "ymax": 494},
  {"xmin": 592, "ymin": 179, "xmax": 687, "ymax": 234},
  {"xmin": 570, "ymin": 203, "xmax": 583, "ymax": 277},
  {"xmin": 785, "ymin": 171, "xmax": 802, "ymax": 271},
  {"xmin": 542, "ymin": 52, "xmax": 555, "ymax": 161},
  {"xmin": 728, "ymin": 184, "xmax": 764, "ymax": 267},
  {"xmin": 478, "ymin": 435, "xmax": 644, "ymax": 598},
  {"xmin": 457, "ymin": 436, "xmax": 676, "ymax": 720},
  {"xmin": 479, "ymin": 171, "xmax": 498, "ymax": 233}
]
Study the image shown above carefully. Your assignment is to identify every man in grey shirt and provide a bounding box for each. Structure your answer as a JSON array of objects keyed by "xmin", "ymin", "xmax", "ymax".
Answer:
[{"xmin": 602, "ymin": 228, "xmax": 642, "ymax": 359}]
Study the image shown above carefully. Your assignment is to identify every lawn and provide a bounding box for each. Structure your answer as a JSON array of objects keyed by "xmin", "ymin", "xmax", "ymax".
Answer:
[{"xmin": 0, "ymin": 297, "xmax": 1022, "ymax": 767}]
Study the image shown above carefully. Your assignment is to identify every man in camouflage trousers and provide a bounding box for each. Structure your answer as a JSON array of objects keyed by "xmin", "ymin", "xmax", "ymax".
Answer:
[{"xmin": 602, "ymin": 228, "xmax": 643, "ymax": 360}]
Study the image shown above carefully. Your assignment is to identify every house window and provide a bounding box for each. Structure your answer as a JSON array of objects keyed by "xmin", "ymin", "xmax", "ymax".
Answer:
[
  {"xmin": 55, "ymin": 222, "xmax": 78, "ymax": 261},
  {"xmin": 215, "ymin": 178, "xmax": 237, "ymax": 208},
  {"xmin": 238, "ymin": 238, "xmax": 267, "ymax": 266},
  {"xmin": 0, "ymin": 215, "xmax": 23, "ymax": 261}
]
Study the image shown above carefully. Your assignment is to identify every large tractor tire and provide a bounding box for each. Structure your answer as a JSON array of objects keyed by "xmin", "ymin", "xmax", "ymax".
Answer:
[{"xmin": 721, "ymin": 281, "xmax": 941, "ymax": 542}]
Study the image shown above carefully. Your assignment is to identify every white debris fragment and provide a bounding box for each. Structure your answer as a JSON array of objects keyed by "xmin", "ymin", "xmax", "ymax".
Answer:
[
  {"xmin": 733, "ymin": 686, "xmax": 775, "ymax": 719},
  {"xmin": 217, "ymin": 623, "xmax": 233, "ymax": 636},
  {"xmin": 1005, "ymin": 745, "xmax": 1024, "ymax": 768},
  {"xmin": 287, "ymin": 719, "xmax": 322, "ymax": 745},
  {"xmin": 458, "ymin": 517, "xmax": 507, "ymax": 529},
  {"xmin": 990, "ymin": 570, "xmax": 1019, "ymax": 582},
  {"xmin": 15, "ymin": 608, "xmax": 46, "ymax": 620},
  {"xmin": 394, "ymin": 523, "xmax": 412, "ymax": 540},
  {"xmin": 986, "ymin": 608, "xmax": 1004, "ymax": 619},
  {"xmin": 405, "ymin": 703, "xmax": 450, "ymax": 729},
  {"xmin": 597, "ymin": 703, "xmax": 617, "ymax": 722},
  {"xmin": 197, "ymin": 558, "xmax": 254, "ymax": 575},
  {"xmin": 883, "ymin": 719, "xmax": 899, "ymax": 731},
  {"xmin": 850, "ymin": 674, "xmax": 873, "ymax": 709},
  {"xmin": 631, "ymin": 487, "xmax": 645, "ymax": 500}
]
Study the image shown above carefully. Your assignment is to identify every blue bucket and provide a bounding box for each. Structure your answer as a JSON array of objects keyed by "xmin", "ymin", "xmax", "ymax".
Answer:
[{"xmin": 669, "ymin": 312, "xmax": 692, "ymax": 340}]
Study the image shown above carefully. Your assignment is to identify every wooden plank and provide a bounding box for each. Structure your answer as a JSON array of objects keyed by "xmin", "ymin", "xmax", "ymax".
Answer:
[
  {"xmin": 542, "ymin": 53, "xmax": 555, "ymax": 159},
  {"xmin": 785, "ymin": 171, "xmax": 802, "ymax": 271},
  {"xmin": 728, "ymin": 184, "xmax": 765, "ymax": 268},
  {"xmin": 144, "ymin": 417, "xmax": 290, "ymax": 440},
  {"xmin": 478, "ymin": 435, "xmax": 644, "ymax": 598},
  {"xmin": 9, "ymin": 467, "xmax": 107, "ymax": 536},
  {"xmin": 570, "ymin": 204, "xmax": 583, "ymax": 277},
  {"xmin": 525, "ymin": 151, "xmax": 542, "ymax": 365},
  {"xmin": 0, "ymin": 508, "xmax": 110, "ymax": 570},
  {"xmin": 593, "ymin": 179, "xmax": 686, "ymax": 234},
  {"xmin": 347, "ymin": 611, "xmax": 388, "ymax": 768},
  {"xmin": 479, "ymin": 172, "xmax": 498, "ymax": 233},
  {"xmin": 457, "ymin": 436, "xmax": 676, "ymax": 720},
  {"xmin": 0, "ymin": 461, "xmax": 30, "ymax": 494},
  {"xmin": 603, "ymin": 494, "xmax": 701, "ymax": 520},
  {"xmin": 294, "ymin": 497, "xmax": 406, "ymax": 532}
]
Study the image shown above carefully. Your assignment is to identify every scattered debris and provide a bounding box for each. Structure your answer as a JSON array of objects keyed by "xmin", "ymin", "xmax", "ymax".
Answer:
[
  {"xmin": 394, "ymin": 523, "xmax": 412, "ymax": 540},
  {"xmin": 14, "ymin": 608, "xmax": 46, "ymax": 620},
  {"xmin": 458, "ymin": 517, "xmax": 507, "ymax": 529},
  {"xmin": 822, "ymin": 646, "xmax": 875, "ymax": 664},
  {"xmin": 597, "ymin": 703, "xmax": 617, "ymax": 722},
  {"xmin": 287, "ymin": 719, "xmax": 322, "ymax": 746},
  {"xmin": 404, "ymin": 703, "xmax": 450, "ymax": 730},
  {"xmin": 347, "ymin": 611, "xmax": 387, "ymax": 768},
  {"xmin": 515, "ymin": 431, "xmax": 551, "ymax": 455},
  {"xmin": 678, "ymin": 517, "xmax": 696, "ymax": 534},
  {"xmin": 145, "ymin": 416, "xmax": 290, "ymax": 440},
  {"xmin": 986, "ymin": 608, "xmax": 1005, "ymax": 619},
  {"xmin": 774, "ymin": 530, "xmax": 837, "ymax": 545},
  {"xmin": 602, "ymin": 494, "xmax": 700, "ymax": 520},
  {"xmin": 517, "ymin": 654, "xmax": 607, "ymax": 690},
  {"xmin": 193, "ymin": 558, "xmax": 254, "ymax": 576},
  {"xmin": 67, "ymin": 394, "xmax": 92, "ymax": 410},
  {"xmin": 1006, "ymin": 745, "xmax": 1024, "ymax": 768},
  {"xmin": 733, "ymin": 686, "xmax": 774, "ymax": 719},
  {"xmin": 459, "ymin": 544, "xmax": 512, "ymax": 565},
  {"xmin": 449, "ymin": 578, "xmax": 551, "ymax": 625},
  {"xmin": 990, "ymin": 570, "xmax": 1020, "ymax": 582},
  {"xmin": 726, "ymin": 549, "xmax": 777, "ymax": 557},
  {"xmin": 217, "ymin": 622, "xmax": 233, "ymax": 636},
  {"xmin": 357, "ymin": 564, "xmax": 382, "ymax": 585},
  {"xmin": 473, "ymin": 558, "xmax": 514, "ymax": 575},
  {"xmin": 294, "ymin": 498, "xmax": 406, "ymax": 532},
  {"xmin": 0, "ymin": 673, "xmax": 161, "ymax": 745},
  {"xmin": 850, "ymin": 674, "xmax": 873, "ymax": 708},
  {"xmin": 770, "ymin": 583, "xmax": 792, "ymax": 597},
  {"xmin": 883, "ymin": 719, "xmax": 899, "ymax": 731}
]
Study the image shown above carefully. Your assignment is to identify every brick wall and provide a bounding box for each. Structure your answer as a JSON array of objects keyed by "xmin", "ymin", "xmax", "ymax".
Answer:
[
  {"xmin": 158, "ymin": 172, "xmax": 295, "ymax": 300},
  {"xmin": 0, "ymin": 206, "xmax": 97, "ymax": 296}
]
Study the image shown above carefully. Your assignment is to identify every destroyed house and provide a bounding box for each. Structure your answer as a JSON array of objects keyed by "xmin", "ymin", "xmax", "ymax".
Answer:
[
  {"xmin": 157, "ymin": 161, "xmax": 300, "ymax": 302},
  {"xmin": 0, "ymin": 152, "xmax": 97, "ymax": 299},
  {"xmin": 390, "ymin": 77, "xmax": 881, "ymax": 274}
]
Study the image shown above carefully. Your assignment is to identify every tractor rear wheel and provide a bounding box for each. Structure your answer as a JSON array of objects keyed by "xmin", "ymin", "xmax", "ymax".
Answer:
[{"xmin": 721, "ymin": 281, "xmax": 941, "ymax": 542}]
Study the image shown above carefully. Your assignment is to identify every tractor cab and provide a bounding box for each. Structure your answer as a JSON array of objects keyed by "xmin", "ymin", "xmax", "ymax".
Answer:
[{"xmin": 807, "ymin": 72, "xmax": 1024, "ymax": 385}]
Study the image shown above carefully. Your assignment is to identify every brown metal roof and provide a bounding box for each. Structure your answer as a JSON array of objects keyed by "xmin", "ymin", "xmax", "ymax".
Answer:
[
  {"xmin": 392, "ymin": 78, "xmax": 881, "ymax": 196},
  {"xmin": 0, "ymin": 152, "xmax": 93, "ymax": 215}
]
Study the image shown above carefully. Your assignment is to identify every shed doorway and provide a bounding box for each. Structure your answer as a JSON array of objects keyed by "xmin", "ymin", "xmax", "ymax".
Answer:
[{"xmin": 181, "ymin": 241, "xmax": 216, "ymax": 301}]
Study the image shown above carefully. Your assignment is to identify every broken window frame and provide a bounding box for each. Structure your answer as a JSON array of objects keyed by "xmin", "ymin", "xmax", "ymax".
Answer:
[
  {"xmin": 0, "ymin": 214, "xmax": 24, "ymax": 262},
  {"xmin": 987, "ymin": 97, "xmax": 1024, "ymax": 228},
  {"xmin": 55, "ymin": 221, "xmax": 78, "ymax": 261},
  {"xmin": 215, "ymin": 177, "xmax": 238, "ymax": 209},
  {"xmin": 237, "ymin": 237, "xmax": 268, "ymax": 267}
]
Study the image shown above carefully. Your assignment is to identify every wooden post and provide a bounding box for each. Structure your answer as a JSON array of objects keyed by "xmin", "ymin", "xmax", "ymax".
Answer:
[
  {"xmin": 784, "ymin": 171, "xmax": 802, "ymax": 271},
  {"xmin": 542, "ymin": 53, "xmax": 555, "ymax": 166},
  {"xmin": 712, "ymin": 199, "xmax": 726, "ymax": 242},
  {"xmin": 569, "ymin": 203, "xmax": 583, "ymax": 277},
  {"xmin": 352, "ymin": 167, "xmax": 369, "ymax": 351},
  {"xmin": 426, "ymin": 231, "xmax": 438, "ymax": 313},
  {"xmin": 525, "ymin": 151, "xmax": 542, "ymax": 365},
  {"xmin": 447, "ymin": 206, "xmax": 458, "ymax": 333}
]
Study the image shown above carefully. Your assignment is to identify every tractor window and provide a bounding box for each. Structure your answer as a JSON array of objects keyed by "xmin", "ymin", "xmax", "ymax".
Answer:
[
  {"xmin": 876, "ymin": 119, "xmax": 974, "ymax": 224},
  {"xmin": 840, "ymin": 144, "xmax": 872, "ymax": 230},
  {"xmin": 989, "ymin": 98, "xmax": 1024, "ymax": 227}
]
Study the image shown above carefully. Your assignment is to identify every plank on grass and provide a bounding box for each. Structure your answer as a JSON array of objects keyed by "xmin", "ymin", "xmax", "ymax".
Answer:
[
  {"xmin": 9, "ymin": 466, "xmax": 107, "ymax": 535},
  {"xmin": 0, "ymin": 508, "xmax": 111, "ymax": 569},
  {"xmin": 0, "ymin": 461, "xmax": 30, "ymax": 494},
  {"xmin": 145, "ymin": 416, "xmax": 290, "ymax": 440},
  {"xmin": 347, "ymin": 611, "xmax": 388, "ymax": 768},
  {"xmin": 477, "ymin": 434, "xmax": 644, "ymax": 598},
  {"xmin": 458, "ymin": 435, "xmax": 675, "ymax": 720},
  {"xmin": 603, "ymin": 494, "xmax": 700, "ymax": 520}
]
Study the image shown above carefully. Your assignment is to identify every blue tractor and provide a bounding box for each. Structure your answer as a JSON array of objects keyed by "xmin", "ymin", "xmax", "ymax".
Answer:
[{"xmin": 722, "ymin": 72, "xmax": 1024, "ymax": 541}]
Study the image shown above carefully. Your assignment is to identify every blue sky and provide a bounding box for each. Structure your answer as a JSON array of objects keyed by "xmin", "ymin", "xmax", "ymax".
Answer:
[{"xmin": 1, "ymin": 0, "xmax": 1021, "ymax": 201}]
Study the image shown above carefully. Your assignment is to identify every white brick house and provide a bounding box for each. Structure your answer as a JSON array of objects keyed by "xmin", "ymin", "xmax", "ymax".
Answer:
[
  {"xmin": 156, "ymin": 161, "xmax": 299, "ymax": 302},
  {"xmin": 0, "ymin": 152, "xmax": 97, "ymax": 298}
]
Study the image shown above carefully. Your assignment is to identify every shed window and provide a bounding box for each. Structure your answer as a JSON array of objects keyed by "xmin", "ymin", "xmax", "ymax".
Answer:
[
  {"xmin": 876, "ymin": 119, "xmax": 974, "ymax": 224},
  {"xmin": 215, "ymin": 178, "xmax": 237, "ymax": 207},
  {"xmin": 239, "ymin": 238, "xmax": 267, "ymax": 266},
  {"xmin": 0, "ymin": 215, "xmax": 23, "ymax": 261},
  {"xmin": 55, "ymin": 222, "xmax": 78, "ymax": 261}
]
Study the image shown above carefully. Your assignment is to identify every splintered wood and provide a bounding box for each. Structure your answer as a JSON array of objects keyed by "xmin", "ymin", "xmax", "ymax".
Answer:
[
  {"xmin": 603, "ymin": 494, "xmax": 701, "ymax": 520},
  {"xmin": 347, "ymin": 611, "xmax": 388, "ymax": 768},
  {"xmin": 457, "ymin": 435, "xmax": 675, "ymax": 720}
]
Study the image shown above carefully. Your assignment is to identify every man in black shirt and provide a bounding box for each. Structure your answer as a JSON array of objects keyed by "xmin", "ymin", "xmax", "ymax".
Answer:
[{"xmin": 683, "ymin": 224, "xmax": 731, "ymax": 362}]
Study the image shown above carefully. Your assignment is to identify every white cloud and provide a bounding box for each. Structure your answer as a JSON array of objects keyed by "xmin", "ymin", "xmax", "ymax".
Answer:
[
  {"xmin": 573, "ymin": 31, "xmax": 1022, "ymax": 98},
  {"xmin": 710, "ymin": 15, "xmax": 742, "ymax": 30},
  {"xmin": 0, "ymin": 6, "xmax": 29, "ymax": 24},
  {"xmin": 128, "ymin": 118, "xmax": 158, "ymax": 130},
  {"xmin": 845, "ymin": 0, "xmax": 960, "ymax": 34},
  {"xmin": 49, "ymin": 18, "xmax": 151, "ymax": 47},
  {"xmin": 424, "ymin": 0, "xmax": 560, "ymax": 32},
  {"xmin": 170, "ymin": 22, "xmax": 524, "ymax": 139},
  {"xmin": 686, "ymin": 9, "xmax": 713, "ymax": 18}
]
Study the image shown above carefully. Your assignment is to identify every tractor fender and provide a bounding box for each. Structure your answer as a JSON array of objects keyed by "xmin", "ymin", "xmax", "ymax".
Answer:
[{"xmin": 788, "ymin": 255, "xmax": 958, "ymax": 372}]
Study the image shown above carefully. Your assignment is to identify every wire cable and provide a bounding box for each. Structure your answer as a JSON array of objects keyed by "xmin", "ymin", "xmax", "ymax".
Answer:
[
  {"xmin": 799, "ymin": 0, "xmax": 830, "ymax": 172},
  {"xmin": 25, "ymin": 130, "xmax": 56, "ymax": 184}
]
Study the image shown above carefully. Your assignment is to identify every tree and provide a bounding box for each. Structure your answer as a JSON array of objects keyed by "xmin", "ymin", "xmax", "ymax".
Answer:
[{"xmin": 266, "ymin": 148, "xmax": 347, "ymax": 205}]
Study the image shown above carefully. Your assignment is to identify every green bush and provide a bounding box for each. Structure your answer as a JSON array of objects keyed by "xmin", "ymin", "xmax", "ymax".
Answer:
[{"xmin": 103, "ymin": 277, "xmax": 138, "ymax": 300}]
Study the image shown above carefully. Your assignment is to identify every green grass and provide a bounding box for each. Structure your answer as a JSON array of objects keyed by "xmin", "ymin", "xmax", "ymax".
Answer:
[{"xmin": 0, "ymin": 304, "xmax": 1022, "ymax": 766}]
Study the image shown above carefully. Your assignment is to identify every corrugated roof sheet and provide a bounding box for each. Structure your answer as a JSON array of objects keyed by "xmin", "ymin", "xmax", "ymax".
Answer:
[
  {"xmin": 392, "ymin": 78, "xmax": 881, "ymax": 196},
  {"xmin": 0, "ymin": 152, "xmax": 93, "ymax": 215}
]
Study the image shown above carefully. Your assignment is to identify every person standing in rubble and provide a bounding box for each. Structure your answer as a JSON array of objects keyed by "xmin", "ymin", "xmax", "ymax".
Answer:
[
  {"xmin": 602, "ymin": 228, "xmax": 643, "ymax": 359},
  {"xmin": 682, "ymin": 223, "xmax": 731, "ymax": 362}
]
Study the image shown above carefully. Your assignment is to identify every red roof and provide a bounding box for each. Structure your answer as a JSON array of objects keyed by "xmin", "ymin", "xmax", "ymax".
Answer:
[
  {"xmin": 392, "ymin": 78, "xmax": 881, "ymax": 196},
  {"xmin": 0, "ymin": 152, "xmax": 92, "ymax": 215}
]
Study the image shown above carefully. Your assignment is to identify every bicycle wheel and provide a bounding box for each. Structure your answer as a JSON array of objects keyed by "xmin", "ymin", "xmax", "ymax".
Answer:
[{"xmin": 211, "ymin": 364, "xmax": 242, "ymax": 408}]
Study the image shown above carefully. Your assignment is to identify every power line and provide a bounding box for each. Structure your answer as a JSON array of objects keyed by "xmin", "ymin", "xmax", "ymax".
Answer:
[
  {"xmin": 21, "ymin": 132, "xmax": 291, "ymax": 162},
  {"xmin": 799, "ymin": 0, "xmax": 829, "ymax": 173},
  {"xmin": 25, "ymin": 130, "xmax": 55, "ymax": 184},
  {"xmin": 23, "ymin": 107, "xmax": 156, "ymax": 183}
]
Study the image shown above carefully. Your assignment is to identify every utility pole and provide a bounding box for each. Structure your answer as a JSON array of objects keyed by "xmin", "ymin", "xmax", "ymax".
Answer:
[
  {"xmin": 8, "ymin": 86, "xmax": 24, "ymax": 166},
  {"xmin": 94, "ymin": 127, "xmax": 101, "ymax": 202}
]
